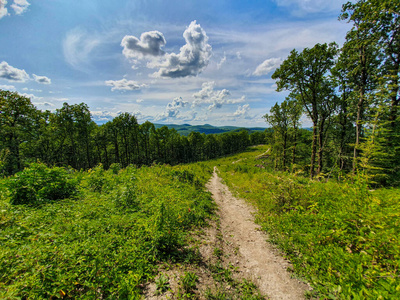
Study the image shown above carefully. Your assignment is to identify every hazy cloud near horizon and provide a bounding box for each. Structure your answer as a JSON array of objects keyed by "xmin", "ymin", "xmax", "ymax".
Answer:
[
  {"xmin": 105, "ymin": 79, "xmax": 145, "ymax": 91},
  {"xmin": 156, "ymin": 97, "xmax": 189, "ymax": 121}
]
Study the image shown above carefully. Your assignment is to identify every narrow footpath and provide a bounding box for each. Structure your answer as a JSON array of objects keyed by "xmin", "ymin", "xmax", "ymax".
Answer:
[{"xmin": 206, "ymin": 167, "xmax": 309, "ymax": 300}]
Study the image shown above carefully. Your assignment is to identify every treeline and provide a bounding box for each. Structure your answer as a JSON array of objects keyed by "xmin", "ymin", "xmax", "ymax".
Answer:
[
  {"xmin": 0, "ymin": 90, "xmax": 266, "ymax": 175},
  {"xmin": 264, "ymin": 0, "xmax": 400, "ymax": 185}
]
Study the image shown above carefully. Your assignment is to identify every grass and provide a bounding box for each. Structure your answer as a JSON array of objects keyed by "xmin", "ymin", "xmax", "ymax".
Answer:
[
  {"xmin": 201, "ymin": 145, "xmax": 400, "ymax": 299},
  {"xmin": 2, "ymin": 145, "xmax": 399, "ymax": 298},
  {"xmin": 0, "ymin": 163, "xmax": 215, "ymax": 299}
]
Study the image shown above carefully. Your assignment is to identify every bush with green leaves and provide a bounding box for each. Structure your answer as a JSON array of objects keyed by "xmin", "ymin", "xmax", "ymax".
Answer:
[
  {"xmin": 6, "ymin": 162, "xmax": 78, "ymax": 205},
  {"xmin": 0, "ymin": 163, "xmax": 215, "ymax": 299}
]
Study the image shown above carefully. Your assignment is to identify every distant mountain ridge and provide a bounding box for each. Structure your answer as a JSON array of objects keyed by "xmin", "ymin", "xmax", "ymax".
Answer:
[{"xmin": 153, "ymin": 123, "xmax": 267, "ymax": 136}]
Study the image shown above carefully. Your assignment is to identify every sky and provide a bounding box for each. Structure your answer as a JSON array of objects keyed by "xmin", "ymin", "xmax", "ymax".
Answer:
[{"xmin": 0, "ymin": 0, "xmax": 352, "ymax": 127}]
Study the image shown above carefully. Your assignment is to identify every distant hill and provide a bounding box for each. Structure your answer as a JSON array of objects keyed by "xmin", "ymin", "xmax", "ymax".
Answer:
[{"xmin": 153, "ymin": 123, "xmax": 267, "ymax": 136}]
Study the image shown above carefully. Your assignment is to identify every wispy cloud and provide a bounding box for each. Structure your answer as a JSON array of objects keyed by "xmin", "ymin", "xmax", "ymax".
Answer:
[
  {"xmin": 217, "ymin": 53, "xmax": 226, "ymax": 70},
  {"xmin": 253, "ymin": 58, "xmax": 282, "ymax": 76},
  {"xmin": 105, "ymin": 78, "xmax": 146, "ymax": 91},
  {"xmin": 63, "ymin": 28, "xmax": 101, "ymax": 71},
  {"xmin": 0, "ymin": 84, "xmax": 16, "ymax": 90},
  {"xmin": 273, "ymin": 0, "xmax": 342, "ymax": 16}
]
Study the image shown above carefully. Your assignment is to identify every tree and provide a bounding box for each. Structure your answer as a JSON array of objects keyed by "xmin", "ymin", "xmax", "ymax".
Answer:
[
  {"xmin": 51, "ymin": 103, "xmax": 94, "ymax": 169},
  {"xmin": 340, "ymin": 1, "xmax": 380, "ymax": 172},
  {"xmin": 272, "ymin": 43, "xmax": 338, "ymax": 178},
  {"xmin": 0, "ymin": 90, "xmax": 36, "ymax": 174},
  {"xmin": 139, "ymin": 121, "xmax": 155, "ymax": 165},
  {"xmin": 264, "ymin": 99, "xmax": 302, "ymax": 170},
  {"xmin": 341, "ymin": 0, "xmax": 400, "ymax": 182},
  {"xmin": 264, "ymin": 101, "xmax": 291, "ymax": 169}
]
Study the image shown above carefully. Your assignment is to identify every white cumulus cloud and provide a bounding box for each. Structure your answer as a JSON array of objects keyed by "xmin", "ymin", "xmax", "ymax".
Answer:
[
  {"xmin": 253, "ymin": 58, "xmax": 282, "ymax": 76},
  {"xmin": 0, "ymin": 0, "xmax": 9, "ymax": 18},
  {"xmin": 105, "ymin": 78, "xmax": 145, "ymax": 91},
  {"xmin": 33, "ymin": 74, "xmax": 51, "ymax": 85},
  {"xmin": 10, "ymin": 0, "xmax": 30, "ymax": 15},
  {"xmin": 156, "ymin": 97, "xmax": 188, "ymax": 121},
  {"xmin": 233, "ymin": 104, "xmax": 251, "ymax": 119},
  {"xmin": 121, "ymin": 31, "xmax": 166, "ymax": 62},
  {"xmin": 21, "ymin": 92, "xmax": 42, "ymax": 102},
  {"xmin": 0, "ymin": 61, "xmax": 30, "ymax": 82},
  {"xmin": 153, "ymin": 21, "xmax": 212, "ymax": 78},
  {"xmin": 122, "ymin": 21, "xmax": 212, "ymax": 78},
  {"xmin": 192, "ymin": 81, "xmax": 234, "ymax": 111}
]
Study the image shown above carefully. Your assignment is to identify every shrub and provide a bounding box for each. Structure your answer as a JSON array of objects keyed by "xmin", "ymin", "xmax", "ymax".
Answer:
[
  {"xmin": 7, "ymin": 162, "xmax": 78, "ymax": 205},
  {"xmin": 84, "ymin": 164, "xmax": 106, "ymax": 192}
]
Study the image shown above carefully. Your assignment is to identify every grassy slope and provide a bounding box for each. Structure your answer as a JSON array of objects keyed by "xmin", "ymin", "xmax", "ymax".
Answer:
[
  {"xmin": 2, "ymin": 146, "xmax": 399, "ymax": 299},
  {"xmin": 200, "ymin": 145, "xmax": 400, "ymax": 299},
  {"xmin": 0, "ymin": 163, "xmax": 215, "ymax": 299}
]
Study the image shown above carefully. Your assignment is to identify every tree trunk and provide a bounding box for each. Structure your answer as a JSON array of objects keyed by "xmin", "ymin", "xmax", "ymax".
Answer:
[
  {"xmin": 310, "ymin": 123, "xmax": 317, "ymax": 179},
  {"xmin": 353, "ymin": 46, "xmax": 367, "ymax": 173},
  {"xmin": 283, "ymin": 132, "xmax": 287, "ymax": 169}
]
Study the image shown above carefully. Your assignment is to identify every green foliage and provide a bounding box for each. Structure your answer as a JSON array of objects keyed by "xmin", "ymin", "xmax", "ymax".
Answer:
[
  {"xmin": 82, "ymin": 164, "xmax": 107, "ymax": 192},
  {"xmin": 6, "ymin": 162, "xmax": 78, "ymax": 205},
  {"xmin": 155, "ymin": 274, "xmax": 170, "ymax": 295},
  {"xmin": 205, "ymin": 146, "xmax": 400, "ymax": 299},
  {"xmin": 109, "ymin": 162, "xmax": 122, "ymax": 174},
  {"xmin": 181, "ymin": 271, "xmax": 198, "ymax": 294},
  {"xmin": 0, "ymin": 163, "xmax": 215, "ymax": 299},
  {"xmin": 0, "ymin": 148, "xmax": 9, "ymax": 177}
]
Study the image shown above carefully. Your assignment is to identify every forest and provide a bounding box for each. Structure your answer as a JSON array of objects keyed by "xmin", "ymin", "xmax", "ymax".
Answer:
[{"xmin": 0, "ymin": 91, "xmax": 266, "ymax": 175}]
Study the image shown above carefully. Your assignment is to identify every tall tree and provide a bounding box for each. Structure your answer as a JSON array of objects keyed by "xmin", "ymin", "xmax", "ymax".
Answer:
[
  {"xmin": 340, "ymin": 1, "xmax": 380, "ymax": 172},
  {"xmin": 264, "ymin": 101, "xmax": 291, "ymax": 169},
  {"xmin": 272, "ymin": 43, "xmax": 338, "ymax": 178},
  {"xmin": 341, "ymin": 0, "xmax": 400, "ymax": 181},
  {"xmin": 0, "ymin": 90, "xmax": 36, "ymax": 173}
]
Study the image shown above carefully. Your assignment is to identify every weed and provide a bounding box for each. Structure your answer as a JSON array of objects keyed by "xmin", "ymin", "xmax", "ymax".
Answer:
[
  {"xmin": 181, "ymin": 271, "xmax": 198, "ymax": 294},
  {"xmin": 213, "ymin": 247, "xmax": 223, "ymax": 259},
  {"xmin": 155, "ymin": 274, "xmax": 170, "ymax": 295}
]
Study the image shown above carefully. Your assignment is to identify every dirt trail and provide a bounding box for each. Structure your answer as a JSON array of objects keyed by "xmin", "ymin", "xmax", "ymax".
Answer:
[{"xmin": 206, "ymin": 167, "xmax": 309, "ymax": 300}]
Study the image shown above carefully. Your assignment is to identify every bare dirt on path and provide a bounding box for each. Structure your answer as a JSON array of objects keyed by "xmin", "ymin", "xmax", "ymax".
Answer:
[{"xmin": 206, "ymin": 167, "xmax": 310, "ymax": 300}]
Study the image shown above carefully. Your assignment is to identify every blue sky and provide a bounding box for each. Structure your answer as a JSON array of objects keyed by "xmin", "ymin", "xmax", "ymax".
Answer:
[{"xmin": 0, "ymin": 0, "xmax": 351, "ymax": 127}]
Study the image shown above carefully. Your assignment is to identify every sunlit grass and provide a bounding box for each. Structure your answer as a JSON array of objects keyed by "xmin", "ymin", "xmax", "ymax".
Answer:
[
  {"xmin": 199, "ymin": 145, "xmax": 400, "ymax": 299},
  {"xmin": 0, "ymin": 163, "xmax": 215, "ymax": 299}
]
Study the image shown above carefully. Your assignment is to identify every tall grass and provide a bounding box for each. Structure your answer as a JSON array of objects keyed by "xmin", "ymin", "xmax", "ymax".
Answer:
[
  {"xmin": 0, "ymin": 163, "xmax": 214, "ymax": 299},
  {"xmin": 202, "ymin": 146, "xmax": 400, "ymax": 299}
]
